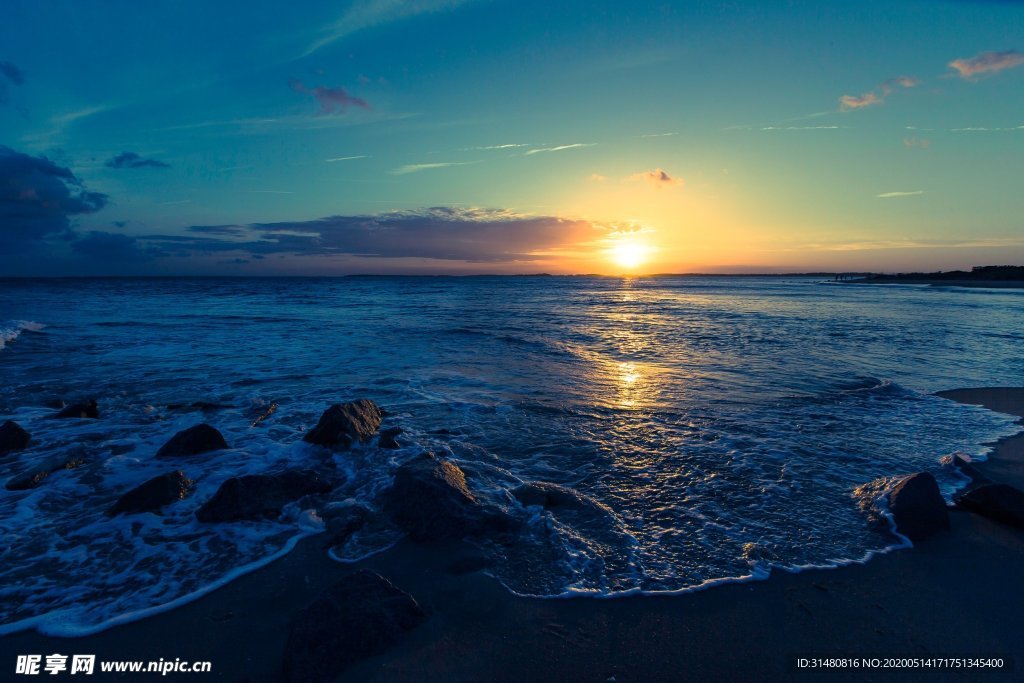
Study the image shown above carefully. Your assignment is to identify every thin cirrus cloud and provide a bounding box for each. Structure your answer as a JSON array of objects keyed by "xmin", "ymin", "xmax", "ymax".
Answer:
[
  {"xmin": 391, "ymin": 161, "xmax": 479, "ymax": 175},
  {"xmin": 877, "ymin": 190, "xmax": 926, "ymax": 198},
  {"xmin": 839, "ymin": 75, "xmax": 918, "ymax": 111},
  {"xmin": 289, "ymin": 79, "xmax": 370, "ymax": 114},
  {"xmin": 324, "ymin": 155, "xmax": 368, "ymax": 162},
  {"xmin": 948, "ymin": 50, "xmax": 1024, "ymax": 79},
  {"xmin": 524, "ymin": 143, "xmax": 596, "ymax": 155},
  {"xmin": 105, "ymin": 151, "xmax": 170, "ymax": 169},
  {"xmin": 304, "ymin": 0, "xmax": 480, "ymax": 56}
]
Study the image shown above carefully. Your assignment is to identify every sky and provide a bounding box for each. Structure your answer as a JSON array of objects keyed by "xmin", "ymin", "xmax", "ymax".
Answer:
[{"xmin": 1, "ymin": 0, "xmax": 1022, "ymax": 276}]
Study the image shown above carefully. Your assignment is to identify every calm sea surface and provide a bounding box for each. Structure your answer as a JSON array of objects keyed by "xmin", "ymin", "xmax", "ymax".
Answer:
[{"xmin": 1, "ymin": 276, "xmax": 1021, "ymax": 634}]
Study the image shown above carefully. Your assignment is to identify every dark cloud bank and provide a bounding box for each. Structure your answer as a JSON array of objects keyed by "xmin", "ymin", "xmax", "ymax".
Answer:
[
  {"xmin": 1, "ymin": 146, "xmax": 596, "ymax": 275},
  {"xmin": 105, "ymin": 152, "xmax": 170, "ymax": 169}
]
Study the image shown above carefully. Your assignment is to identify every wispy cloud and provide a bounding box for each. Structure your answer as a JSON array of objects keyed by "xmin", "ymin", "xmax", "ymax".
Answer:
[
  {"xmin": 839, "ymin": 92, "xmax": 882, "ymax": 111},
  {"xmin": 290, "ymin": 79, "xmax": 370, "ymax": 114},
  {"xmin": 638, "ymin": 132, "xmax": 677, "ymax": 138},
  {"xmin": 839, "ymin": 75, "xmax": 917, "ymax": 111},
  {"xmin": 630, "ymin": 168, "xmax": 682, "ymax": 188},
  {"xmin": 463, "ymin": 143, "xmax": 530, "ymax": 151},
  {"xmin": 391, "ymin": 161, "xmax": 479, "ymax": 175},
  {"xmin": 950, "ymin": 124, "xmax": 1024, "ymax": 132},
  {"xmin": 949, "ymin": 50, "xmax": 1024, "ymax": 79},
  {"xmin": 761, "ymin": 125, "xmax": 843, "ymax": 131},
  {"xmin": 106, "ymin": 151, "xmax": 170, "ymax": 169},
  {"xmin": 244, "ymin": 190, "xmax": 295, "ymax": 194},
  {"xmin": 877, "ymin": 190, "xmax": 925, "ymax": 198},
  {"xmin": 903, "ymin": 137, "xmax": 932, "ymax": 149},
  {"xmin": 325, "ymin": 155, "xmax": 368, "ymax": 162},
  {"xmin": 0, "ymin": 60, "xmax": 25, "ymax": 105},
  {"xmin": 304, "ymin": 0, "xmax": 479, "ymax": 57},
  {"xmin": 524, "ymin": 143, "xmax": 596, "ymax": 155}
]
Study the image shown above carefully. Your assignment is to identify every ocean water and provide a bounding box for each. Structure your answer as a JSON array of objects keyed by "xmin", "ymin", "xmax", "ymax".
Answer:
[{"xmin": 0, "ymin": 276, "xmax": 1021, "ymax": 634}]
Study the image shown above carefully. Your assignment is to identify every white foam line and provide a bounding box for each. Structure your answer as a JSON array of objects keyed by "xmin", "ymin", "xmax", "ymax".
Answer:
[{"xmin": 0, "ymin": 529, "xmax": 320, "ymax": 638}]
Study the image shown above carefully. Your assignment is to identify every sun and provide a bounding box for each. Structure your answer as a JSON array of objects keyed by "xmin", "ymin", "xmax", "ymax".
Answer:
[{"xmin": 609, "ymin": 241, "xmax": 650, "ymax": 271}]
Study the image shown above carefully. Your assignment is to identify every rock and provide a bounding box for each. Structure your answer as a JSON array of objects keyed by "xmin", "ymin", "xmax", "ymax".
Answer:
[
  {"xmin": 155, "ymin": 424, "xmax": 228, "ymax": 458},
  {"xmin": 383, "ymin": 453, "xmax": 515, "ymax": 542},
  {"xmin": 6, "ymin": 451, "xmax": 87, "ymax": 490},
  {"xmin": 514, "ymin": 481, "xmax": 595, "ymax": 511},
  {"xmin": 303, "ymin": 399, "xmax": 382, "ymax": 450},
  {"xmin": 0, "ymin": 421, "xmax": 31, "ymax": 457},
  {"xmin": 321, "ymin": 501, "xmax": 370, "ymax": 547},
  {"xmin": 281, "ymin": 569, "xmax": 426, "ymax": 683},
  {"xmin": 107, "ymin": 471, "xmax": 193, "ymax": 516},
  {"xmin": 54, "ymin": 399, "xmax": 99, "ymax": 419},
  {"xmin": 378, "ymin": 426, "xmax": 402, "ymax": 449},
  {"xmin": 196, "ymin": 470, "xmax": 332, "ymax": 523},
  {"xmin": 951, "ymin": 454, "xmax": 992, "ymax": 487},
  {"xmin": 956, "ymin": 483, "xmax": 1024, "ymax": 529},
  {"xmin": 250, "ymin": 402, "xmax": 277, "ymax": 427},
  {"xmin": 888, "ymin": 472, "xmax": 950, "ymax": 541}
]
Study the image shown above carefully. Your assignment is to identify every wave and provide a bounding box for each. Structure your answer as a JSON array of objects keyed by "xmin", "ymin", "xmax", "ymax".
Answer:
[{"xmin": 0, "ymin": 320, "xmax": 45, "ymax": 351}]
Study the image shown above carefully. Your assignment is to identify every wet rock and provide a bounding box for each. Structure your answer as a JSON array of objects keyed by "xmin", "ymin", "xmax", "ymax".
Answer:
[
  {"xmin": 378, "ymin": 426, "xmax": 402, "ymax": 449},
  {"xmin": 281, "ymin": 569, "xmax": 426, "ymax": 683},
  {"xmin": 155, "ymin": 424, "xmax": 228, "ymax": 459},
  {"xmin": 888, "ymin": 472, "xmax": 950, "ymax": 541},
  {"xmin": 303, "ymin": 399, "xmax": 382, "ymax": 450},
  {"xmin": 54, "ymin": 399, "xmax": 99, "ymax": 419},
  {"xmin": 321, "ymin": 501, "xmax": 370, "ymax": 547},
  {"xmin": 956, "ymin": 483, "xmax": 1024, "ymax": 529},
  {"xmin": 950, "ymin": 454, "xmax": 992, "ymax": 487},
  {"xmin": 514, "ymin": 481, "xmax": 595, "ymax": 511},
  {"xmin": 196, "ymin": 470, "xmax": 332, "ymax": 523},
  {"xmin": 250, "ymin": 402, "xmax": 277, "ymax": 427},
  {"xmin": 0, "ymin": 421, "xmax": 31, "ymax": 457},
  {"xmin": 107, "ymin": 471, "xmax": 193, "ymax": 516},
  {"xmin": 383, "ymin": 453, "xmax": 515, "ymax": 542},
  {"xmin": 6, "ymin": 451, "xmax": 87, "ymax": 490}
]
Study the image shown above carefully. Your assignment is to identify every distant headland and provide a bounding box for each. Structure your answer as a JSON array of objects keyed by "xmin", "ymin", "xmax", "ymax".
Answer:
[{"xmin": 846, "ymin": 265, "xmax": 1024, "ymax": 288}]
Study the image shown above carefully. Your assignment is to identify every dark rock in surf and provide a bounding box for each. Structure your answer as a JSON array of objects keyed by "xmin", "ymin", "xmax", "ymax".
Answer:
[
  {"xmin": 378, "ymin": 426, "xmax": 402, "ymax": 449},
  {"xmin": 303, "ymin": 399, "xmax": 382, "ymax": 450},
  {"xmin": 281, "ymin": 570, "xmax": 426, "ymax": 683},
  {"xmin": 196, "ymin": 470, "xmax": 332, "ymax": 523},
  {"xmin": 6, "ymin": 451, "xmax": 87, "ymax": 490},
  {"xmin": 888, "ymin": 472, "xmax": 950, "ymax": 541},
  {"xmin": 950, "ymin": 454, "xmax": 992, "ymax": 488},
  {"xmin": 107, "ymin": 471, "xmax": 193, "ymax": 516},
  {"xmin": 321, "ymin": 501, "xmax": 370, "ymax": 547},
  {"xmin": 155, "ymin": 424, "xmax": 228, "ymax": 459},
  {"xmin": 383, "ymin": 453, "xmax": 516, "ymax": 542},
  {"xmin": 0, "ymin": 421, "xmax": 31, "ymax": 457},
  {"xmin": 514, "ymin": 481, "xmax": 596, "ymax": 511},
  {"xmin": 54, "ymin": 399, "xmax": 99, "ymax": 419},
  {"xmin": 956, "ymin": 483, "xmax": 1024, "ymax": 529}
]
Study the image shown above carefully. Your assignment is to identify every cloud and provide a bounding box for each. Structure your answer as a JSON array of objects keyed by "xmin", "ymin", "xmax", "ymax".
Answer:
[
  {"xmin": 151, "ymin": 207, "xmax": 599, "ymax": 263},
  {"xmin": 304, "ymin": 0, "xmax": 478, "ymax": 56},
  {"xmin": 105, "ymin": 151, "xmax": 171, "ymax": 169},
  {"xmin": 524, "ymin": 143, "xmax": 595, "ymax": 155},
  {"xmin": 903, "ymin": 137, "xmax": 932, "ymax": 149},
  {"xmin": 949, "ymin": 50, "xmax": 1024, "ymax": 79},
  {"xmin": 289, "ymin": 79, "xmax": 370, "ymax": 114},
  {"xmin": 71, "ymin": 231, "xmax": 159, "ymax": 261},
  {"xmin": 0, "ymin": 146, "xmax": 108, "ymax": 244},
  {"xmin": 324, "ymin": 155, "xmax": 368, "ymax": 162},
  {"xmin": 589, "ymin": 173, "xmax": 607, "ymax": 182},
  {"xmin": 839, "ymin": 92, "xmax": 882, "ymax": 111},
  {"xmin": 391, "ymin": 161, "xmax": 478, "ymax": 175},
  {"xmin": 0, "ymin": 61, "xmax": 24, "ymax": 105},
  {"xmin": 839, "ymin": 75, "xmax": 917, "ymax": 111},
  {"xmin": 631, "ymin": 168, "xmax": 682, "ymax": 188},
  {"xmin": 877, "ymin": 190, "xmax": 926, "ymax": 198}
]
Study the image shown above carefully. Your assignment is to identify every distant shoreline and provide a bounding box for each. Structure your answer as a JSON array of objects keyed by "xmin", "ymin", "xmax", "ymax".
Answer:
[{"xmin": 848, "ymin": 278, "xmax": 1024, "ymax": 289}]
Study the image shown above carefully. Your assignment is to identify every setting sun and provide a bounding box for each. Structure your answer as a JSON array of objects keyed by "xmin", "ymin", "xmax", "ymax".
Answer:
[{"xmin": 609, "ymin": 241, "xmax": 651, "ymax": 271}]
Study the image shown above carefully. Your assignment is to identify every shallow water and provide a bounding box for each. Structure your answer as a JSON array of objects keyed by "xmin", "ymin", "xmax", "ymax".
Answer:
[{"xmin": 0, "ymin": 276, "xmax": 1021, "ymax": 633}]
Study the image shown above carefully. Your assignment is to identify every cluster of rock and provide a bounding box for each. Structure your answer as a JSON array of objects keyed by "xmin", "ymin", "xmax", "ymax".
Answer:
[{"xmin": 885, "ymin": 454, "xmax": 1024, "ymax": 542}]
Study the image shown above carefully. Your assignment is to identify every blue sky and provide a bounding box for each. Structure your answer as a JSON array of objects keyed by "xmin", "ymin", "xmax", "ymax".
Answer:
[{"xmin": 1, "ymin": 0, "xmax": 1022, "ymax": 275}]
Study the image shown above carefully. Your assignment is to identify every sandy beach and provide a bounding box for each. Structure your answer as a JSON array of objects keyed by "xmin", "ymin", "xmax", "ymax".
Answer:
[{"xmin": 2, "ymin": 388, "xmax": 1022, "ymax": 682}]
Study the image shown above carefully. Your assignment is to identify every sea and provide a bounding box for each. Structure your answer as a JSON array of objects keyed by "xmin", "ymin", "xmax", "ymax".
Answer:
[{"xmin": 0, "ymin": 276, "xmax": 1021, "ymax": 636}]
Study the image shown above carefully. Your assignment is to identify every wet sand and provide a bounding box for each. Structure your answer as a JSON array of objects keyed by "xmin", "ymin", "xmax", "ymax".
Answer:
[{"xmin": 2, "ymin": 388, "xmax": 1022, "ymax": 681}]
